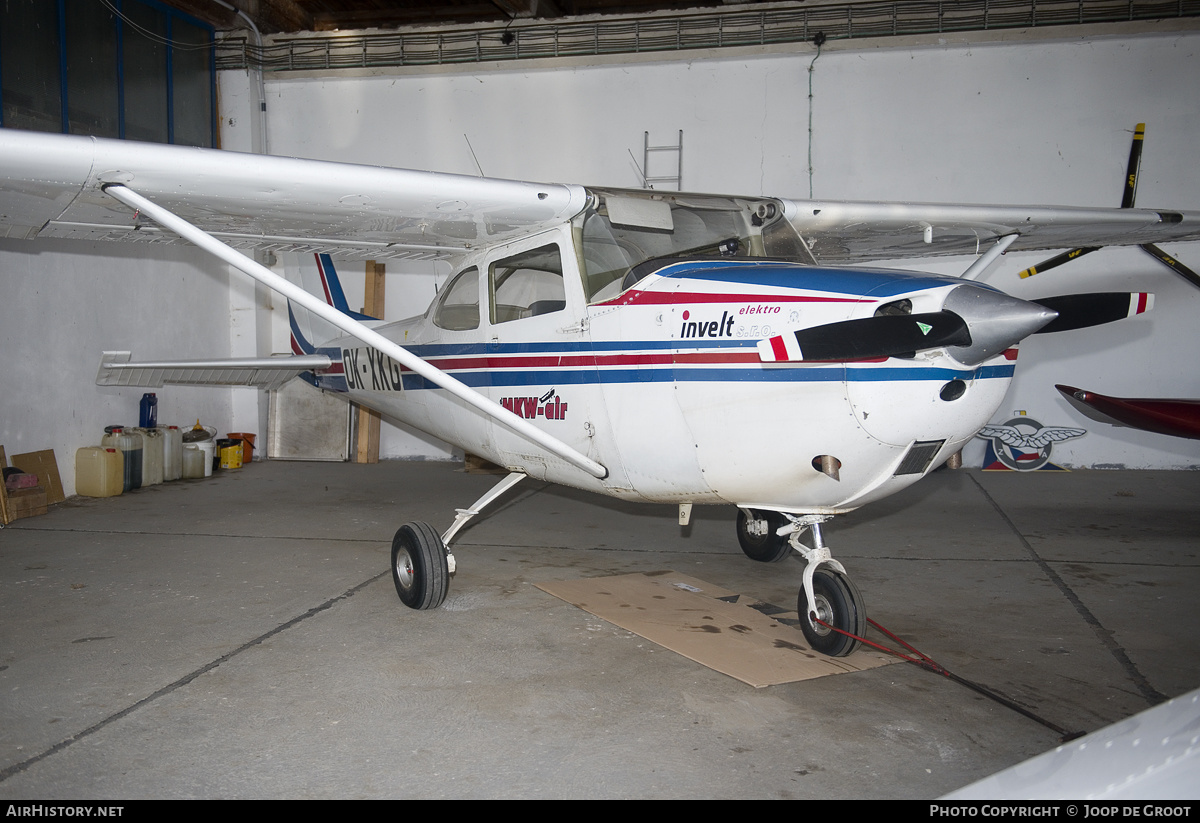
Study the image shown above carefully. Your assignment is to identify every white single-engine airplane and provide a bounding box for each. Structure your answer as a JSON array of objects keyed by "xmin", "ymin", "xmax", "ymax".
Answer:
[{"xmin": 2, "ymin": 127, "xmax": 1197, "ymax": 656}]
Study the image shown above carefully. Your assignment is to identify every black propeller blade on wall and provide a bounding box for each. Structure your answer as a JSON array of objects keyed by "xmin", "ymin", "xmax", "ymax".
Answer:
[
  {"xmin": 1120, "ymin": 122, "xmax": 1145, "ymax": 209},
  {"xmin": 1018, "ymin": 123, "xmax": 1198, "ymax": 291},
  {"xmin": 1018, "ymin": 123, "xmax": 1145, "ymax": 281},
  {"xmin": 1031, "ymin": 292, "xmax": 1152, "ymax": 333},
  {"xmin": 1018, "ymin": 246, "xmax": 1100, "ymax": 280},
  {"xmin": 1139, "ymin": 243, "xmax": 1200, "ymax": 290},
  {"xmin": 1120, "ymin": 123, "xmax": 1200, "ymax": 288}
]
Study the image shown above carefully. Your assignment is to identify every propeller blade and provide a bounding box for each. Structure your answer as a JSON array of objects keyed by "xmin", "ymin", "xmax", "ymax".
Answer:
[
  {"xmin": 1017, "ymin": 246, "xmax": 1100, "ymax": 279},
  {"xmin": 758, "ymin": 311, "xmax": 971, "ymax": 362},
  {"xmin": 1120, "ymin": 122, "xmax": 1145, "ymax": 209},
  {"xmin": 1140, "ymin": 243, "xmax": 1200, "ymax": 290},
  {"xmin": 1017, "ymin": 124, "xmax": 1199, "ymax": 287},
  {"xmin": 1113, "ymin": 123, "xmax": 1200, "ymax": 288},
  {"xmin": 1032, "ymin": 292, "xmax": 1153, "ymax": 333}
]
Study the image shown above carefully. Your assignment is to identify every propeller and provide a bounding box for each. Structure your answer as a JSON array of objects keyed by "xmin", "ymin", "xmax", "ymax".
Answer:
[
  {"xmin": 1017, "ymin": 246, "xmax": 1100, "ymax": 280},
  {"xmin": 758, "ymin": 311, "xmax": 971, "ymax": 362},
  {"xmin": 757, "ymin": 286, "xmax": 1153, "ymax": 365},
  {"xmin": 1139, "ymin": 243, "xmax": 1200, "ymax": 290},
  {"xmin": 1019, "ymin": 123, "xmax": 1200, "ymax": 288},
  {"xmin": 758, "ymin": 284, "xmax": 1057, "ymax": 365},
  {"xmin": 1030, "ymin": 292, "xmax": 1153, "ymax": 333},
  {"xmin": 1120, "ymin": 121, "xmax": 1145, "ymax": 209}
]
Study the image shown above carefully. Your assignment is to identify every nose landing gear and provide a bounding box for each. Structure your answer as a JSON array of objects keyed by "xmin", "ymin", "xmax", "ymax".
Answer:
[
  {"xmin": 799, "ymin": 567, "xmax": 867, "ymax": 657},
  {"xmin": 736, "ymin": 511, "xmax": 867, "ymax": 657}
]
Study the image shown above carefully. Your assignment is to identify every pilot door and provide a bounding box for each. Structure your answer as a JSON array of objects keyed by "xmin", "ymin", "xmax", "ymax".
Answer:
[{"xmin": 479, "ymin": 232, "xmax": 607, "ymax": 485}]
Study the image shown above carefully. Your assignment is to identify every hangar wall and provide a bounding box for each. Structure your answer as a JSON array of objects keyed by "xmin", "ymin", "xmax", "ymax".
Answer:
[
  {"xmin": 219, "ymin": 27, "xmax": 1200, "ymax": 469},
  {"xmin": 0, "ymin": 239, "xmax": 253, "ymax": 497}
]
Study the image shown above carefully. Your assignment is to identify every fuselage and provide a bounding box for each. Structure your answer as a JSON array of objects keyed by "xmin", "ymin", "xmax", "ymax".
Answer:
[{"xmin": 295, "ymin": 189, "xmax": 1023, "ymax": 514}]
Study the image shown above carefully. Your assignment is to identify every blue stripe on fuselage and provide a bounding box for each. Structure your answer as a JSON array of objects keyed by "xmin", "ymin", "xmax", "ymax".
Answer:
[
  {"xmin": 391, "ymin": 363, "xmax": 1014, "ymax": 391},
  {"xmin": 650, "ymin": 259, "xmax": 963, "ymax": 298},
  {"xmin": 400, "ymin": 338, "xmax": 754, "ymax": 358}
]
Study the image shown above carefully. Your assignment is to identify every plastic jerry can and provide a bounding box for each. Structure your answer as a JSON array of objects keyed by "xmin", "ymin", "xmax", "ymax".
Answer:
[
  {"xmin": 76, "ymin": 447, "xmax": 123, "ymax": 498},
  {"xmin": 182, "ymin": 444, "xmax": 206, "ymax": 479},
  {"xmin": 133, "ymin": 427, "xmax": 164, "ymax": 486},
  {"xmin": 102, "ymin": 427, "xmax": 142, "ymax": 492},
  {"xmin": 180, "ymin": 441, "xmax": 204, "ymax": 479},
  {"xmin": 160, "ymin": 425, "xmax": 183, "ymax": 481}
]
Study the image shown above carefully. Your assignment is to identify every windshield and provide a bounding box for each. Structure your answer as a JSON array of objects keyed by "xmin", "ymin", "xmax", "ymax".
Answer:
[{"xmin": 575, "ymin": 189, "xmax": 811, "ymax": 302}]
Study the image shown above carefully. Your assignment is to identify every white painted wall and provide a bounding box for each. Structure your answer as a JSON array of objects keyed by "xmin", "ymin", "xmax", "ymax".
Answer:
[
  {"xmin": 225, "ymin": 28, "xmax": 1199, "ymax": 469},
  {"xmin": 0, "ymin": 239, "xmax": 244, "ymax": 496}
]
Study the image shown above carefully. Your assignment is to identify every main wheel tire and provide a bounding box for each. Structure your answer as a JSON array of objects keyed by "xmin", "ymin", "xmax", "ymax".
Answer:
[
  {"xmin": 736, "ymin": 509, "xmax": 791, "ymax": 563},
  {"xmin": 391, "ymin": 522, "xmax": 450, "ymax": 610},
  {"xmin": 798, "ymin": 569, "xmax": 866, "ymax": 657}
]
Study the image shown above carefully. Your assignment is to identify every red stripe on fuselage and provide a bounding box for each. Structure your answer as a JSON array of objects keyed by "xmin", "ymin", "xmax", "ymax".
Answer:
[
  {"xmin": 593, "ymin": 290, "xmax": 869, "ymax": 308},
  {"xmin": 413, "ymin": 350, "xmax": 764, "ymax": 373},
  {"xmin": 363, "ymin": 349, "xmax": 893, "ymax": 374}
]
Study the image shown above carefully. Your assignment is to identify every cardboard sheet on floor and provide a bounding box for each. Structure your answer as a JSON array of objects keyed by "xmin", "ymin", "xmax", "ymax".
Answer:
[{"xmin": 537, "ymin": 571, "xmax": 894, "ymax": 687}]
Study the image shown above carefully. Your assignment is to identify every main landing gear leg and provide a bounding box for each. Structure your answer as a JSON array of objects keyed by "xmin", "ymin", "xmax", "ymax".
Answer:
[
  {"xmin": 390, "ymin": 471, "xmax": 526, "ymax": 610},
  {"xmin": 779, "ymin": 515, "xmax": 866, "ymax": 657}
]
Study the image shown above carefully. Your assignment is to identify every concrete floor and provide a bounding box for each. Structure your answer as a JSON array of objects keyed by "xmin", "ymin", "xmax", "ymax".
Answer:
[{"xmin": 0, "ymin": 461, "xmax": 1197, "ymax": 799}]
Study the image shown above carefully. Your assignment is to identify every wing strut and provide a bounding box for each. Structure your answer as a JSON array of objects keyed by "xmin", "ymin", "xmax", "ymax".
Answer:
[
  {"xmin": 102, "ymin": 183, "xmax": 609, "ymax": 482},
  {"xmin": 960, "ymin": 233, "xmax": 1018, "ymax": 281}
]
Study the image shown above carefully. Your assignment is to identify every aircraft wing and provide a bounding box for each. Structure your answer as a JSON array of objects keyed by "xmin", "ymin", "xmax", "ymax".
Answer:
[
  {"xmin": 0, "ymin": 129, "xmax": 588, "ymax": 264},
  {"xmin": 779, "ymin": 199, "xmax": 1200, "ymax": 263},
  {"xmin": 2, "ymin": 130, "xmax": 1197, "ymax": 266},
  {"xmin": 97, "ymin": 351, "xmax": 333, "ymax": 391}
]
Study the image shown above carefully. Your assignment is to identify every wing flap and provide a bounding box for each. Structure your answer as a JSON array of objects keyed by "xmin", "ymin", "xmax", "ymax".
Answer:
[
  {"xmin": 97, "ymin": 351, "xmax": 332, "ymax": 391},
  {"xmin": 37, "ymin": 220, "xmax": 451, "ymax": 262}
]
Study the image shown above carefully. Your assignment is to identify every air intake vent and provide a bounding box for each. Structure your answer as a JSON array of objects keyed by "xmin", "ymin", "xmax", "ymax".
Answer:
[{"xmin": 894, "ymin": 440, "xmax": 945, "ymax": 476}]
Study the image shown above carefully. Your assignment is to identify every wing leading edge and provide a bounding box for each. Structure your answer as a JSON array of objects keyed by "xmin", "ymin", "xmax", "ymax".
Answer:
[{"xmin": 0, "ymin": 130, "xmax": 589, "ymax": 264}]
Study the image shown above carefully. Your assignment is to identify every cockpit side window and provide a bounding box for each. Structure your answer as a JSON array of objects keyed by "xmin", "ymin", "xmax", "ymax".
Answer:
[
  {"xmin": 489, "ymin": 244, "xmax": 566, "ymax": 325},
  {"xmin": 432, "ymin": 267, "xmax": 480, "ymax": 331}
]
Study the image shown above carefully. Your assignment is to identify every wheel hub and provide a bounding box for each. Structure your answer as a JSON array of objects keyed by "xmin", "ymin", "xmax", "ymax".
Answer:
[
  {"xmin": 395, "ymin": 548, "xmax": 414, "ymax": 592},
  {"xmin": 808, "ymin": 594, "xmax": 833, "ymax": 637}
]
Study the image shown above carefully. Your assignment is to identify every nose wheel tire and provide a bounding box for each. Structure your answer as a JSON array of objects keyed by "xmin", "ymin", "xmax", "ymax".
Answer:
[
  {"xmin": 391, "ymin": 522, "xmax": 450, "ymax": 610},
  {"xmin": 799, "ymin": 569, "xmax": 866, "ymax": 657},
  {"xmin": 736, "ymin": 509, "xmax": 792, "ymax": 563}
]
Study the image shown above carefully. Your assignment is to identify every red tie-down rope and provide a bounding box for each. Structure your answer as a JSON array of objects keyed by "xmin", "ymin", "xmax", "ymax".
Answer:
[{"xmin": 814, "ymin": 615, "xmax": 1083, "ymax": 742}]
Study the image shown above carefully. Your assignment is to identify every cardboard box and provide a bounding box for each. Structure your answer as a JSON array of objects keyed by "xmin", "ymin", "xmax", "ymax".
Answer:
[
  {"xmin": 0, "ymin": 445, "xmax": 56, "ymax": 524},
  {"xmin": 5, "ymin": 486, "xmax": 47, "ymax": 521}
]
